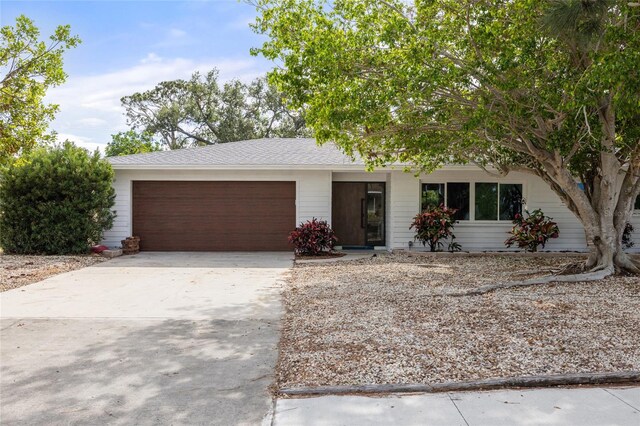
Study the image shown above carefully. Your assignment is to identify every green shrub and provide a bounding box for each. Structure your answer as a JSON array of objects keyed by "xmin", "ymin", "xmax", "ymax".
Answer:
[
  {"xmin": 410, "ymin": 204, "xmax": 460, "ymax": 252},
  {"xmin": 0, "ymin": 142, "xmax": 116, "ymax": 254},
  {"xmin": 504, "ymin": 209, "xmax": 559, "ymax": 252}
]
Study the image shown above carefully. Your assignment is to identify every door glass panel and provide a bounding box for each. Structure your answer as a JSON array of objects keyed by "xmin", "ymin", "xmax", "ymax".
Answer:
[{"xmin": 366, "ymin": 183, "xmax": 385, "ymax": 245}]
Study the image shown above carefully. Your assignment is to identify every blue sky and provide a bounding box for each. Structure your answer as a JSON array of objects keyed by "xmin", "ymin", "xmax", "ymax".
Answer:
[{"xmin": 1, "ymin": 0, "xmax": 273, "ymax": 151}]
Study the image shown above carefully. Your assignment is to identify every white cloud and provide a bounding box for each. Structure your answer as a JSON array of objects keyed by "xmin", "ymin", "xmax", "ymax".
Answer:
[
  {"xmin": 169, "ymin": 28, "xmax": 187, "ymax": 38},
  {"xmin": 46, "ymin": 53, "xmax": 268, "ymax": 146},
  {"xmin": 140, "ymin": 52, "xmax": 162, "ymax": 64},
  {"xmin": 153, "ymin": 27, "xmax": 194, "ymax": 48},
  {"xmin": 77, "ymin": 117, "xmax": 107, "ymax": 127},
  {"xmin": 56, "ymin": 133, "xmax": 106, "ymax": 155}
]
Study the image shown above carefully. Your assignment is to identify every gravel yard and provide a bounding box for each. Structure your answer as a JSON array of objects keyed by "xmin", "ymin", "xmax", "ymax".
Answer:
[
  {"xmin": 0, "ymin": 254, "xmax": 107, "ymax": 292},
  {"xmin": 278, "ymin": 252, "xmax": 640, "ymax": 389}
]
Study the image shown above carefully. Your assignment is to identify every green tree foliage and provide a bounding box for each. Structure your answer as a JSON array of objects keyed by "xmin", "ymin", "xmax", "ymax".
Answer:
[
  {"xmin": 105, "ymin": 130, "xmax": 162, "ymax": 157},
  {"xmin": 121, "ymin": 70, "xmax": 309, "ymax": 149},
  {"xmin": 0, "ymin": 15, "xmax": 80, "ymax": 164},
  {"xmin": 252, "ymin": 0, "xmax": 640, "ymax": 274},
  {"xmin": 0, "ymin": 142, "xmax": 115, "ymax": 254}
]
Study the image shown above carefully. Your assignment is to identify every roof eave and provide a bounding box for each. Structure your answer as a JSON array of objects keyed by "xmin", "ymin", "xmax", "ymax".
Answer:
[
  {"xmin": 110, "ymin": 163, "xmax": 372, "ymax": 171},
  {"xmin": 109, "ymin": 163, "xmax": 487, "ymax": 172}
]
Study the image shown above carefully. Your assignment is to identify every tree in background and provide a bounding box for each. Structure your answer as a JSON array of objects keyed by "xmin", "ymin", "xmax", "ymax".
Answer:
[
  {"xmin": 121, "ymin": 70, "xmax": 309, "ymax": 149},
  {"xmin": 0, "ymin": 142, "xmax": 115, "ymax": 254},
  {"xmin": 105, "ymin": 130, "xmax": 162, "ymax": 157},
  {"xmin": 252, "ymin": 0, "xmax": 640, "ymax": 277},
  {"xmin": 0, "ymin": 15, "xmax": 80, "ymax": 165}
]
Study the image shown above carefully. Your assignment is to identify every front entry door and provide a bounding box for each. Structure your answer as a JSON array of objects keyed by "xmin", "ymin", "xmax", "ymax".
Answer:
[{"xmin": 332, "ymin": 182, "xmax": 386, "ymax": 247}]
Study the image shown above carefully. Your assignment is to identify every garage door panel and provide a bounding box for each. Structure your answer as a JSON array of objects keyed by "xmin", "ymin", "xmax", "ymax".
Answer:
[
  {"xmin": 132, "ymin": 202, "xmax": 296, "ymax": 218},
  {"xmin": 133, "ymin": 182, "xmax": 295, "ymax": 198},
  {"xmin": 139, "ymin": 232, "xmax": 289, "ymax": 250},
  {"xmin": 132, "ymin": 181, "xmax": 295, "ymax": 251},
  {"xmin": 133, "ymin": 218, "xmax": 295, "ymax": 234}
]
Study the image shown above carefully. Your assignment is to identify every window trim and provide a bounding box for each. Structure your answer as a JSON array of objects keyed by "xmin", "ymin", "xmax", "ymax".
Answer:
[{"xmin": 420, "ymin": 180, "xmax": 526, "ymax": 222}]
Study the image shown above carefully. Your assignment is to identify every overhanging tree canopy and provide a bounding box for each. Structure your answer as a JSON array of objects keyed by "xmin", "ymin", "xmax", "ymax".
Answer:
[
  {"xmin": 0, "ymin": 15, "xmax": 80, "ymax": 164},
  {"xmin": 252, "ymin": 0, "xmax": 640, "ymax": 276},
  {"xmin": 121, "ymin": 70, "xmax": 309, "ymax": 149}
]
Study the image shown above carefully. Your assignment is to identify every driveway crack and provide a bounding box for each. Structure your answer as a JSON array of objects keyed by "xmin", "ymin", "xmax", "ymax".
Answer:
[
  {"xmin": 603, "ymin": 388, "xmax": 640, "ymax": 412},
  {"xmin": 448, "ymin": 393, "xmax": 470, "ymax": 426}
]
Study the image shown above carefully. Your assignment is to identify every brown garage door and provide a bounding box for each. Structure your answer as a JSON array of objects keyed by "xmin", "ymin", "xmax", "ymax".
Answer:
[{"xmin": 132, "ymin": 181, "xmax": 296, "ymax": 251}]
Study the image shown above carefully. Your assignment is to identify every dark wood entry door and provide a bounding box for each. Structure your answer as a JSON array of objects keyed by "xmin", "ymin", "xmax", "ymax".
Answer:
[
  {"xmin": 332, "ymin": 182, "xmax": 386, "ymax": 247},
  {"xmin": 332, "ymin": 182, "xmax": 366, "ymax": 246},
  {"xmin": 132, "ymin": 181, "xmax": 296, "ymax": 251}
]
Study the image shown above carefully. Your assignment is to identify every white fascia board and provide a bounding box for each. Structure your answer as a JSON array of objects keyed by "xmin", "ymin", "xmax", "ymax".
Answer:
[
  {"xmin": 109, "ymin": 163, "xmax": 487, "ymax": 172},
  {"xmin": 110, "ymin": 163, "xmax": 370, "ymax": 171}
]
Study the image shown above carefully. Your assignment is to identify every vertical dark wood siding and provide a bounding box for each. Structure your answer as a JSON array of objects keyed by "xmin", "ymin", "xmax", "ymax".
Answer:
[
  {"xmin": 132, "ymin": 181, "xmax": 296, "ymax": 251},
  {"xmin": 331, "ymin": 182, "xmax": 366, "ymax": 246}
]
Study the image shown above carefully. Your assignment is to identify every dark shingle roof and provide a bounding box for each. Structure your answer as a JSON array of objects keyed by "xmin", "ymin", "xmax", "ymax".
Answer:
[{"xmin": 107, "ymin": 138, "xmax": 364, "ymax": 168}]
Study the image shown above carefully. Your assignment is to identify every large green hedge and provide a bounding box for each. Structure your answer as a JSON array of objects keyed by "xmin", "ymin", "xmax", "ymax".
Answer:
[{"xmin": 0, "ymin": 142, "xmax": 116, "ymax": 254}]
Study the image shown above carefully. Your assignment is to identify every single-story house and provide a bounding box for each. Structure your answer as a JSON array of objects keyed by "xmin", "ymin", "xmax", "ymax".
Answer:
[{"xmin": 105, "ymin": 138, "xmax": 640, "ymax": 252}]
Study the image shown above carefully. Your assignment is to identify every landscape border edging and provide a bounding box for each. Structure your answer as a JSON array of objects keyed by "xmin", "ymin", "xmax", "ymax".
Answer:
[{"xmin": 280, "ymin": 371, "xmax": 640, "ymax": 396}]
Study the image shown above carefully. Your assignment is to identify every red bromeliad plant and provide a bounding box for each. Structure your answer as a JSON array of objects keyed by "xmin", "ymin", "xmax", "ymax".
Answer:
[
  {"xmin": 410, "ymin": 204, "xmax": 459, "ymax": 252},
  {"xmin": 288, "ymin": 218, "xmax": 337, "ymax": 255},
  {"xmin": 505, "ymin": 209, "xmax": 559, "ymax": 252}
]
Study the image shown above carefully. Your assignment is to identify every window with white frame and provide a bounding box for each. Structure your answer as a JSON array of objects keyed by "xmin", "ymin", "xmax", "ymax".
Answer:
[
  {"xmin": 475, "ymin": 183, "xmax": 523, "ymax": 221},
  {"xmin": 421, "ymin": 183, "xmax": 445, "ymax": 211},
  {"xmin": 421, "ymin": 182, "xmax": 523, "ymax": 221},
  {"xmin": 447, "ymin": 182, "xmax": 470, "ymax": 221}
]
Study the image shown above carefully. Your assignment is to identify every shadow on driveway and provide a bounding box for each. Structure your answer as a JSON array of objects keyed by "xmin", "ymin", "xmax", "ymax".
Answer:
[
  {"xmin": 1, "ymin": 303, "xmax": 279, "ymax": 425},
  {"xmin": 1, "ymin": 252, "xmax": 290, "ymax": 425}
]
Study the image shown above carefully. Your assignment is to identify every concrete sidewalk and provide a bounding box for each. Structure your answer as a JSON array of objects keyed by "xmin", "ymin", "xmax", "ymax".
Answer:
[{"xmin": 272, "ymin": 386, "xmax": 640, "ymax": 425}]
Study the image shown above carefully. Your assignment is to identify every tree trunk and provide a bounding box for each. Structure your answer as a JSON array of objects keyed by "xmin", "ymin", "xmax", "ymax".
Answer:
[
  {"xmin": 583, "ymin": 212, "xmax": 639, "ymax": 275},
  {"xmin": 531, "ymin": 150, "xmax": 639, "ymax": 276}
]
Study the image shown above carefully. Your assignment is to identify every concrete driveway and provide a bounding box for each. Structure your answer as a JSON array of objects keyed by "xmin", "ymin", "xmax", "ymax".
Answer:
[{"xmin": 0, "ymin": 252, "xmax": 292, "ymax": 425}]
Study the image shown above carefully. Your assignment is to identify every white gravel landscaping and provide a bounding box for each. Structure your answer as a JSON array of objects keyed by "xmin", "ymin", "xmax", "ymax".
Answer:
[{"xmin": 278, "ymin": 252, "xmax": 640, "ymax": 388}]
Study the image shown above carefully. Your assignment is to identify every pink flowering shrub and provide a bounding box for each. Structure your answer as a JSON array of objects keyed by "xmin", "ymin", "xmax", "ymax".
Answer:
[
  {"xmin": 505, "ymin": 209, "xmax": 559, "ymax": 252},
  {"xmin": 288, "ymin": 218, "xmax": 337, "ymax": 255},
  {"xmin": 410, "ymin": 204, "xmax": 460, "ymax": 252}
]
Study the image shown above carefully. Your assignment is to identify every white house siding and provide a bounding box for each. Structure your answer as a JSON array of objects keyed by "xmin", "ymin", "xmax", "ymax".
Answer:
[
  {"xmin": 331, "ymin": 171, "xmax": 389, "ymax": 182},
  {"xmin": 104, "ymin": 166, "xmax": 640, "ymax": 252},
  {"xmin": 296, "ymin": 170, "xmax": 332, "ymax": 225},
  {"xmin": 102, "ymin": 169, "xmax": 331, "ymax": 248},
  {"xmin": 388, "ymin": 171, "xmax": 421, "ymax": 249},
  {"xmin": 632, "ymin": 214, "xmax": 640, "ymax": 251},
  {"xmin": 388, "ymin": 168, "xmax": 598, "ymax": 252}
]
